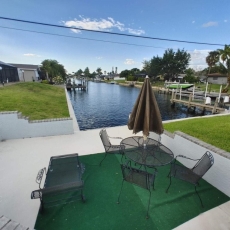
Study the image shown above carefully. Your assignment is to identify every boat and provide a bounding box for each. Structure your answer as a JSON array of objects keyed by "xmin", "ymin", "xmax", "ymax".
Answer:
[
  {"xmin": 110, "ymin": 81, "xmax": 116, "ymax": 84},
  {"xmin": 166, "ymin": 83, "xmax": 194, "ymax": 89}
]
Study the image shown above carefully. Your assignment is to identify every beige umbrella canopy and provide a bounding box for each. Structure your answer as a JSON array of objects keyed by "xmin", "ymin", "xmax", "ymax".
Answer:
[{"xmin": 128, "ymin": 76, "xmax": 164, "ymax": 138}]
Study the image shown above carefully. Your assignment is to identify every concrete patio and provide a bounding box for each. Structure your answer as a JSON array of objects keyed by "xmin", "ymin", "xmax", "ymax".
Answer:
[{"xmin": 1, "ymin": 124, "xmax": 230, "ymax": 229}]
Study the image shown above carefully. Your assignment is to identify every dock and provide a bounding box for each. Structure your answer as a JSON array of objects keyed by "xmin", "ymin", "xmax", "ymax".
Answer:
[
  {"xmin": 66, "ymin": 84, "xmax": 87, "ymax": 91},
  {"xmin": 170, "ymin": 91, "xmax": 226, "ymax": 114},
  {"xmin": 66, "ymin": 78, "xmax": 88, "ymax": 91}
]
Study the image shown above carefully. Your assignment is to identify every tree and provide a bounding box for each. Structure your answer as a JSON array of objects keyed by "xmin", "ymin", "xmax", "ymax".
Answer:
[
  {"xmin": 96, "ymin": 67, "xmax": 102, "ymax": 75},
  {"xmin": 218, "ymin": 45, "xmax": 230, "ymax": 91},
  {"xmin": 143, "ymin": 49, "xmax": 190, "ymax": 81},
  {"xmin": 120, "ymin": 69, "xmax": 130, "ymax": 79},
  {"xmin": 76, "ymin": 69, "xmax": 83, "ymax": 76},
  {"xmin": 206, "ymin": 51, "xmax": 219, "ymax": 75},
  {"xmin": 84, "ymin": 67, "xmax": 90, "ymax": 77},
  {"xmin": 40, "ymin": 59, "xmax": 66, "ymax": 82},
  {"xmin": 184, "ymin": 68, "xmax": 198, "ymax": 83},
  {"xmin": 149, "ymin": 56, "xmax": 163, "ymax": 78},
  {"xmin": 90, "ymin": 71, "xmax": 97, "ymax": 78},
  {"xmin": 142, "ymin": 60, "xmax": 151, "ymax": 75},
  {"xmin": 161, "ymin": 49, "xmax": 190, "ymax": 81}
]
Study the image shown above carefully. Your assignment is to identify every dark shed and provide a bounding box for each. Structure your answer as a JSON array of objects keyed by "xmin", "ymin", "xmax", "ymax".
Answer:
[{"xmin": 0, "ymin": 61, "xmax": 19, "ymax": 83}]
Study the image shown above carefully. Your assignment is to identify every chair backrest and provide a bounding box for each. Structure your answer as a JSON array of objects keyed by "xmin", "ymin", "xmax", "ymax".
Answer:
[
  {"xmin": 99, "ymin": 129, "xmax": 111, "ymax": 152},
  {"xmin": 192, "ymin": 151, "xmax": 214, "ymax": 177},
  {"xmin": 121, "ymin": 163, "xmax": 155, "ymax": 190}
]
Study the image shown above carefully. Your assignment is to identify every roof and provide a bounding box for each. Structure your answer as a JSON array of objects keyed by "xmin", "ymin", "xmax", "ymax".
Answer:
[
  {"xmin": 207, "ymin": 73, "xmax": 227, "ymax": 77},
  {"xmin": 8, "ymin": 63, "xmax": 40, "ymax": 70},
  {"xmin": 0, "ymin": 61, "xmax": 17, "ymax": 68}
]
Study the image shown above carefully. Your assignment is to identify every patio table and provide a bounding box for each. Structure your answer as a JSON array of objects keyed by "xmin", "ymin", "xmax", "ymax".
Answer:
[
  {"xmin": 120, "ymin": 136, "xmax": 174, "ymax": 169},
  {"xmin": 31, "ymin": 153, "xmax": 85, "ymax": 211}
]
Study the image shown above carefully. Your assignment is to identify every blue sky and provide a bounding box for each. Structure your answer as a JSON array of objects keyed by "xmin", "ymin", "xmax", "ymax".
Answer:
[{"xmin": 0, "ymin": 0, "xmax": 229, "ymax": 74}]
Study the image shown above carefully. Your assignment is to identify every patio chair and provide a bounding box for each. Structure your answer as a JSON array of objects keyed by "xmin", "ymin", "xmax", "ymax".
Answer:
[
  {"xmin": 99, "ymin": 129, "xmax": 125, "ymax": 165},
  {"xmin": 166, "ymin": 151, "xmax": 214, "ymax": 207},
  {"xmin": 31, "ymin": 153, "xmax": 85, "ymax": 212},
  {"xmin": 117, "ymin": 161, "xmax": 157, "ymax": 219}
]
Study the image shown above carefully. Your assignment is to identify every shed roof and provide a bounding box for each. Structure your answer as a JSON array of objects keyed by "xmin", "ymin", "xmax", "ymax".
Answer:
[
  {"xmin": 207, "ymin": 73, "xmax": 227, "ymax": 77},
  {"xmin": 8, "ymin": 63, "xmax": 40, "ymax": 69},
  {"xmin": 0, "ymin": 61, "xmax": 17, "ymax": 68}
]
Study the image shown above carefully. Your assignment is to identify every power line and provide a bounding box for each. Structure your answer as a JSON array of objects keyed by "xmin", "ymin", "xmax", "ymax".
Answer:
[
  {"xmin": 0, "ymin": 25, "xmax": 167, "ymax": 49},
  {"xmin": 0, "ymin": 16, "xmax": 225, "ymax": 47}
]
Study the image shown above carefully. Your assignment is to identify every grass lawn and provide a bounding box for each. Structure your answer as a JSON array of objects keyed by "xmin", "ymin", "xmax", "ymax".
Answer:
[
  {"xmin": 195, "ymin": 83, "xmax": 224, "ymax": 92},
  {"xmin": 0, "ymin": 82, "xmax": 69, "ymax": 120},
  {"xmin": 164, "ymin": 115, "xmax": 230, "ymax": 153}
]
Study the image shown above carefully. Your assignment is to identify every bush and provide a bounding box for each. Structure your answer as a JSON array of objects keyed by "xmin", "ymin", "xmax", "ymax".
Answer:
[
  {"xmin": 53, "ymin": 76, "xmax": 64, "ymax": 84},
  {"xmin": 138, "ymin": 77, "xmax": 145, "ymax": 82},
  {"xmin": 41, "ymin": 80, "xmax": 49, "ymax": 84},
  {"xmin": 127, "ymin": 75, "xmax": 135, "ymax": 81}
]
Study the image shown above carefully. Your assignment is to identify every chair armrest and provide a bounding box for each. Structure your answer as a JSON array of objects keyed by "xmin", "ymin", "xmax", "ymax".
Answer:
[
  {"xmin": 108, "ymin": 136, "xmax": 123, "ymax": 139},
  {"xmin": 36, "ymin": 168, "xmax": 46, "ymax": 189},
  {"xmin": 31, "ymin": 181, "xmax": 84, "ymax": 199},
  {"xmin": 176, "ymin": 155, "xmax": 200, "ymax": 162}
]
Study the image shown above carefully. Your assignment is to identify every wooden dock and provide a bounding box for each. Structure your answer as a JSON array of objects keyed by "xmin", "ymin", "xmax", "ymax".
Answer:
[
  {"xmin": 66, "ymin": 84, "xmax": 87, "ymax": 91},
  {"xmin": 170, "ymin": 92, "xmax": 226, "ymax": 114}
]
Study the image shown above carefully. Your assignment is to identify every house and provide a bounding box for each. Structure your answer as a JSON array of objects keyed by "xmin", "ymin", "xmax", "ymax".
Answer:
[
  {"xmin": 177, "ymin": 74, "xmax": 186, "ymax": 81},
  {"xmin": 207, "ymin": 73, "xmax": 228, "ymax": 85},
  {"xmin": 0, "ymin": 61, "xmax": 19, "ymax": 83},
  {"xmin": 8, "ymin": 63, "xmax": 40, "ymax": 82}
]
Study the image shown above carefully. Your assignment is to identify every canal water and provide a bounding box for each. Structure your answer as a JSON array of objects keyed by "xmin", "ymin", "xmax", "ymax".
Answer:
[{"xmin": 67, "ymin": 81, "xmax": 210, "ymax": 130}]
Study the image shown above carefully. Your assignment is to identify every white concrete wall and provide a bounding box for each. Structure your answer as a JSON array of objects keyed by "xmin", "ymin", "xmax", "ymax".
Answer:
[
  {"xmin": 0, "ymin": 87, "xmax": 78, "ymax": 141},
  {"xmin": 148, "ymin": 129, "xmax": 230, "ymax": 197},
  {"xmin": 0, "ymin": 112, "xmax": 74, "ymax": 140}
]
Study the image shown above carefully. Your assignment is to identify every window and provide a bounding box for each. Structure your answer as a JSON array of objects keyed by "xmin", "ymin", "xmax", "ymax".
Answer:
[{"xmin": 213, "ymin": 77, "xmax": 218, "ymax": 80}]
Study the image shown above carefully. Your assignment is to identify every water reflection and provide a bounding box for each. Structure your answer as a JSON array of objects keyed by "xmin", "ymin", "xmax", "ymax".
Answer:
[{"xmin": 68, "ymin": 81, "xmax": 211, "ymax": 130}]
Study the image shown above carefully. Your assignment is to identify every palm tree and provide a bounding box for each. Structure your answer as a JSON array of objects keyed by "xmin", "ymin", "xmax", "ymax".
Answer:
[
  {"xmin": 206, "ymin": 51, "xmax": 220, "ymax": 74},
  {"xmin": 218, "ymin": 45, "xmax": 230, "ymax": 91}
]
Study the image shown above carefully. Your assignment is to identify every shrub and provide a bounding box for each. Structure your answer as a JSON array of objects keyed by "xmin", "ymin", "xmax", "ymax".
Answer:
[
  {"xmin": 127, "ymin": 75, "xmax": 135, "ymax": 81},
  {"xmin": 53, "ymin": 76, "xmax": 64, "ymax": 84},
  {"xmin": 41, "ymin": 80, "xmax": 49, "ymax": 84},
  {"xmin": 138, "ymin": 77, "xmax": 145, "ymax": 82}
]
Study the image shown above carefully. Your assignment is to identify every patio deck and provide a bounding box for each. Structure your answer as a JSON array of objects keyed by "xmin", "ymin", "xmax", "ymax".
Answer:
[{"xmin": 0, "ymin": 126, "xmax": 230, "ymax": 229}]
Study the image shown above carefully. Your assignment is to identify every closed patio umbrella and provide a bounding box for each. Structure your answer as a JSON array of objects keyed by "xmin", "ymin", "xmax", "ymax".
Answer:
[{"xmin": 128, "ymin": 76, "xmax": 164, "ymax": 140}]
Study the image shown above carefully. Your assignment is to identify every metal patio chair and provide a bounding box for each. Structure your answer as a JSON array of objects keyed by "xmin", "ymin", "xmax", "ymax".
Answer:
[
  {"xmin": 99, "ymin": 129, "xmax": 125, "ymax": 165},
  {"xmin": 117, "ymin": 161, "xmax": 157, "ymax": 219},
  {"xmin": 31, "ymin": 153, "xmax": 85, "ymax": 212},
  {"xmin": 166, "ymin": 151, "xmax": 214, "ymax": 207}
]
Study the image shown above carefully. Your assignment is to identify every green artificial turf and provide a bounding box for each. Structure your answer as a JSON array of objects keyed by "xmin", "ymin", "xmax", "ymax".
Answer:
[{"xmin": 34, "ymin": 153, "xmax": 229, "ymax": 230}]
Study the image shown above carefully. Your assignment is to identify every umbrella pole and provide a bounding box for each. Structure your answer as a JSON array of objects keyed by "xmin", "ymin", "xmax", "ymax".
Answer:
[{"xmin": 143, "ymin": 134, "xmax": 148, "ymax": 148}]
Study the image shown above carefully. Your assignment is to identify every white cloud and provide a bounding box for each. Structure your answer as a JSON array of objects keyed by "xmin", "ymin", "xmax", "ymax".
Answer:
[
  {"xmin": 96, "ymin": 56, "xmax": 103, "ymax": 60},
  {"xmin": 224, "ymin": 20, "xmax": 228, "ymax": 23},
  {"xmin": 23, "ymin": 53, "xmax": 41, "ymax": 57},
  {"xmin": 192, "ymin": 21, "xmax": 195, "ymax": 24},
  {"xmin": 63, "ymin": 16, "xmax": 145, "ymax": 35},
  {"xmin": 202, "ymin": 21, "xmax": 218, "ymax": 27},
  {"xmin": 188, "ymin": 49, "xmax": 211, "ymax": 70},
  {"xmin": 124, "ymin": 59, "xmax": 135, "ymax": 65}
]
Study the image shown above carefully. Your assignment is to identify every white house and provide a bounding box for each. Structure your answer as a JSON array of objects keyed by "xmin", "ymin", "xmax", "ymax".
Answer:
[
  {"xmin": 207, "ymin": 73, "xmax": 228, "ymax": 85},
  {"xmin": 8, "ymin": 63, "xmax": 40, "ymax": 82}
]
